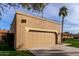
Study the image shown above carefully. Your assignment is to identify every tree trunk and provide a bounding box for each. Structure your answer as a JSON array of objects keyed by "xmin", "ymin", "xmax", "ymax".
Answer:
[
  {"xmin": 61, "ymin": 17, "xmax": 64, "ymax": 43},
  {"xmin": 42, "ymin": 10, "xmax": 43, "ymax": 18}
]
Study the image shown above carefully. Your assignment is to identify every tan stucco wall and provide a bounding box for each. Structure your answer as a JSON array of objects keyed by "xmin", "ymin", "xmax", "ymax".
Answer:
[
  {"xmin": 16, "ymin": 12, "xmax": 61, "ymax": 33},
  {"xmin": 11, "ymin": 11, "xmax": 61, "ymax": 50}
]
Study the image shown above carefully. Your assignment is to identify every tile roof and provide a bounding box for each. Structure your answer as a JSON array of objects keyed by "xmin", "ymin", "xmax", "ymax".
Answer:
[{"xmin": 0, "ymin": 30, "xmax": 8, "ymax": 33}]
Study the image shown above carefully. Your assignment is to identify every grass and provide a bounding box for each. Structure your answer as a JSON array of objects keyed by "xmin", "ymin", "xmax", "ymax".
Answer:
[
  {"xmin": 0, "ymin": 51, "xmax": 34, "ymax": 56},
  {"xmin": 0, "ymin": 43, "xmax": 14, "ymax": 51},
  {"xmin": 0, "ymin": 41, "xmax": 34, "ymax": 56},
  {"xmin": 63, "ymin": 38, "xmax": 79, "ymax": 48}
]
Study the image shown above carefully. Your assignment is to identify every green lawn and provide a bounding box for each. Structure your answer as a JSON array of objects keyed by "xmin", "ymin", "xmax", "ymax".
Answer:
[
  {"xmin": 0, "ymin": 50, "xmax": 34, "ymax": 56},
  {"xmin": 0, "ymin": 42, "xmax": 34, "ymax": 56},
  {"xmin": 63, "ymin": 38, "xmax": 79, "ymax": 48}
]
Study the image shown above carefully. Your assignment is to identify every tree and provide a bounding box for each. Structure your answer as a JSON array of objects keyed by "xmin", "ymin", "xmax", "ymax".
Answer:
[
  {"xmin": 0, "ymin": 3, "xmax": 19, "ymax": 17},
  {"xmin": 59, "ymin": 6, "xmax": 68, "ymax": 43},
  {"xmin": 0, "ymin": 3, "xmax": 48, "ymax": 18},
  {"xmin": 0, "ymin": 3, "xmax": 48, "ymax": 30},
  {"xmin": 21, "ymin": 3, "xmax": 48, "ymax": 18}
]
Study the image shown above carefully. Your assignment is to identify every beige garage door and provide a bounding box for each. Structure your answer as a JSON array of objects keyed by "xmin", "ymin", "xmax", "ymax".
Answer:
[{"xmin": 24, "ymin": 30, "xmax": 56, "ymax": 49}]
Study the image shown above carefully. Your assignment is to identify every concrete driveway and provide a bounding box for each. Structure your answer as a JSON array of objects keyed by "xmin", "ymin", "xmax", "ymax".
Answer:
[{"xmin": 30, "ymin": 45, "xmax": 79, "ymax": 56}]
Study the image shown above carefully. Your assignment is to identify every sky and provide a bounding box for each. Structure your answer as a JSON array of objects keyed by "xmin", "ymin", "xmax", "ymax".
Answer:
[{"xmin": 0, "ymin": 3, "xmax": 79, "ymax": 34}]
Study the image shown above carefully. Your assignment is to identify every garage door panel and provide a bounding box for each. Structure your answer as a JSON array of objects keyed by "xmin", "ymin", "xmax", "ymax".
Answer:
[{"xmin": 24, "ymin": 31, "xmax": 56, "ymax": 49}]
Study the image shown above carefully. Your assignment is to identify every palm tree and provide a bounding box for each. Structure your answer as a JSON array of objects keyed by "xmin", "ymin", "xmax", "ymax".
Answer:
[{"xmin": 59, "ymin": 6, "xmax": 68, "ymax": 43}]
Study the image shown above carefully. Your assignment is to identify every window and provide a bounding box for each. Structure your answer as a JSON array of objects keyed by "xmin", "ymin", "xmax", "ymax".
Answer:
[{"xmin": 21, "ymin": 19, "xmax": 26, "ymax": 23}]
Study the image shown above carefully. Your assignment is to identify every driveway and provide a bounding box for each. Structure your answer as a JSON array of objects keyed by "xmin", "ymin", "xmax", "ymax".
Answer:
[{"xmin": 30, "ymin": 45, "xmax": 79, "ymax": 56}]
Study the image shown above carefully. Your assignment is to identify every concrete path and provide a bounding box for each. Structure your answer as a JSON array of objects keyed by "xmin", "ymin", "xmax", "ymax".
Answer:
[{"xmin": 30, "ymin": 45, "xmax": 79, "ymax": 56}]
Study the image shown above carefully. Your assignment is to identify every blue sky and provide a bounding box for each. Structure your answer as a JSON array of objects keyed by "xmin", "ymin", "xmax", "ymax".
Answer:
[{"xmin": 0, "ymin": 3, "xmax": 79, "ymax": 34}]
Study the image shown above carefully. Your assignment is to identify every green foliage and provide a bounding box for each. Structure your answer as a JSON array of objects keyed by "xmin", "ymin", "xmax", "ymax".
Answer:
[
  {"xmin": 59, "ymin": 6, "xmax": 68, "ymax": 18},
  {"xmin": 0, "ymin": 42, "xmax": 34, "ymax": 56},
  {"xmin": 0, "ymin": 41, "xmax": 15, "ymax": 51},
  {"xmin": 21, "ymin": 3, "xmax": 48, "ymax": 12},
  {"xmin": 2, "ymin": 33, "xmax": 14, "ymax": 50},
  {"xmin": 0, "ymin": 3, "xmax": 48, "ymax": 18},
  {"xmin": 0, "ymin": 51, "xmax": 34, "ymax": 56},
  {"xmin": 64, "ymin": 39, "xmax": 79, "ymax": 48}
]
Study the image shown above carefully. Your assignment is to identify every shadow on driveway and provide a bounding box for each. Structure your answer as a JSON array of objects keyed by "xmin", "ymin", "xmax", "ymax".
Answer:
[
  {"xmin": 47, "ymin": 53, "xmax": 68, "ymax": 56},
  {"xmin": 30, "ymin": 49, "xmax": 69, "ymax": 56}
]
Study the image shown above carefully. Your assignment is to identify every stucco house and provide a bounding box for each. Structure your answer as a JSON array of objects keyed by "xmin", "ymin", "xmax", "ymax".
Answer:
[
  {"xmin": 10, "ymin": 11, "xmax": 61, "ymax": 50},
  {"xmin": 63, "ymin": 32, "xmax": 74, "ymax": 39}
]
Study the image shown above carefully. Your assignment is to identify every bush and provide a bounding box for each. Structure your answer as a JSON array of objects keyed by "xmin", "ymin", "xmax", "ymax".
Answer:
[{"xmin": 2, "ymin": 33, "xmax": 15, "ymax": 50}]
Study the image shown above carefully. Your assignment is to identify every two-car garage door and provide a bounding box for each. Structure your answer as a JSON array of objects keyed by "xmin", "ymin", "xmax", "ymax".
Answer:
[{"xmin": 24, "ymin": 29, "xmax": 56, "ymax": 49}]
